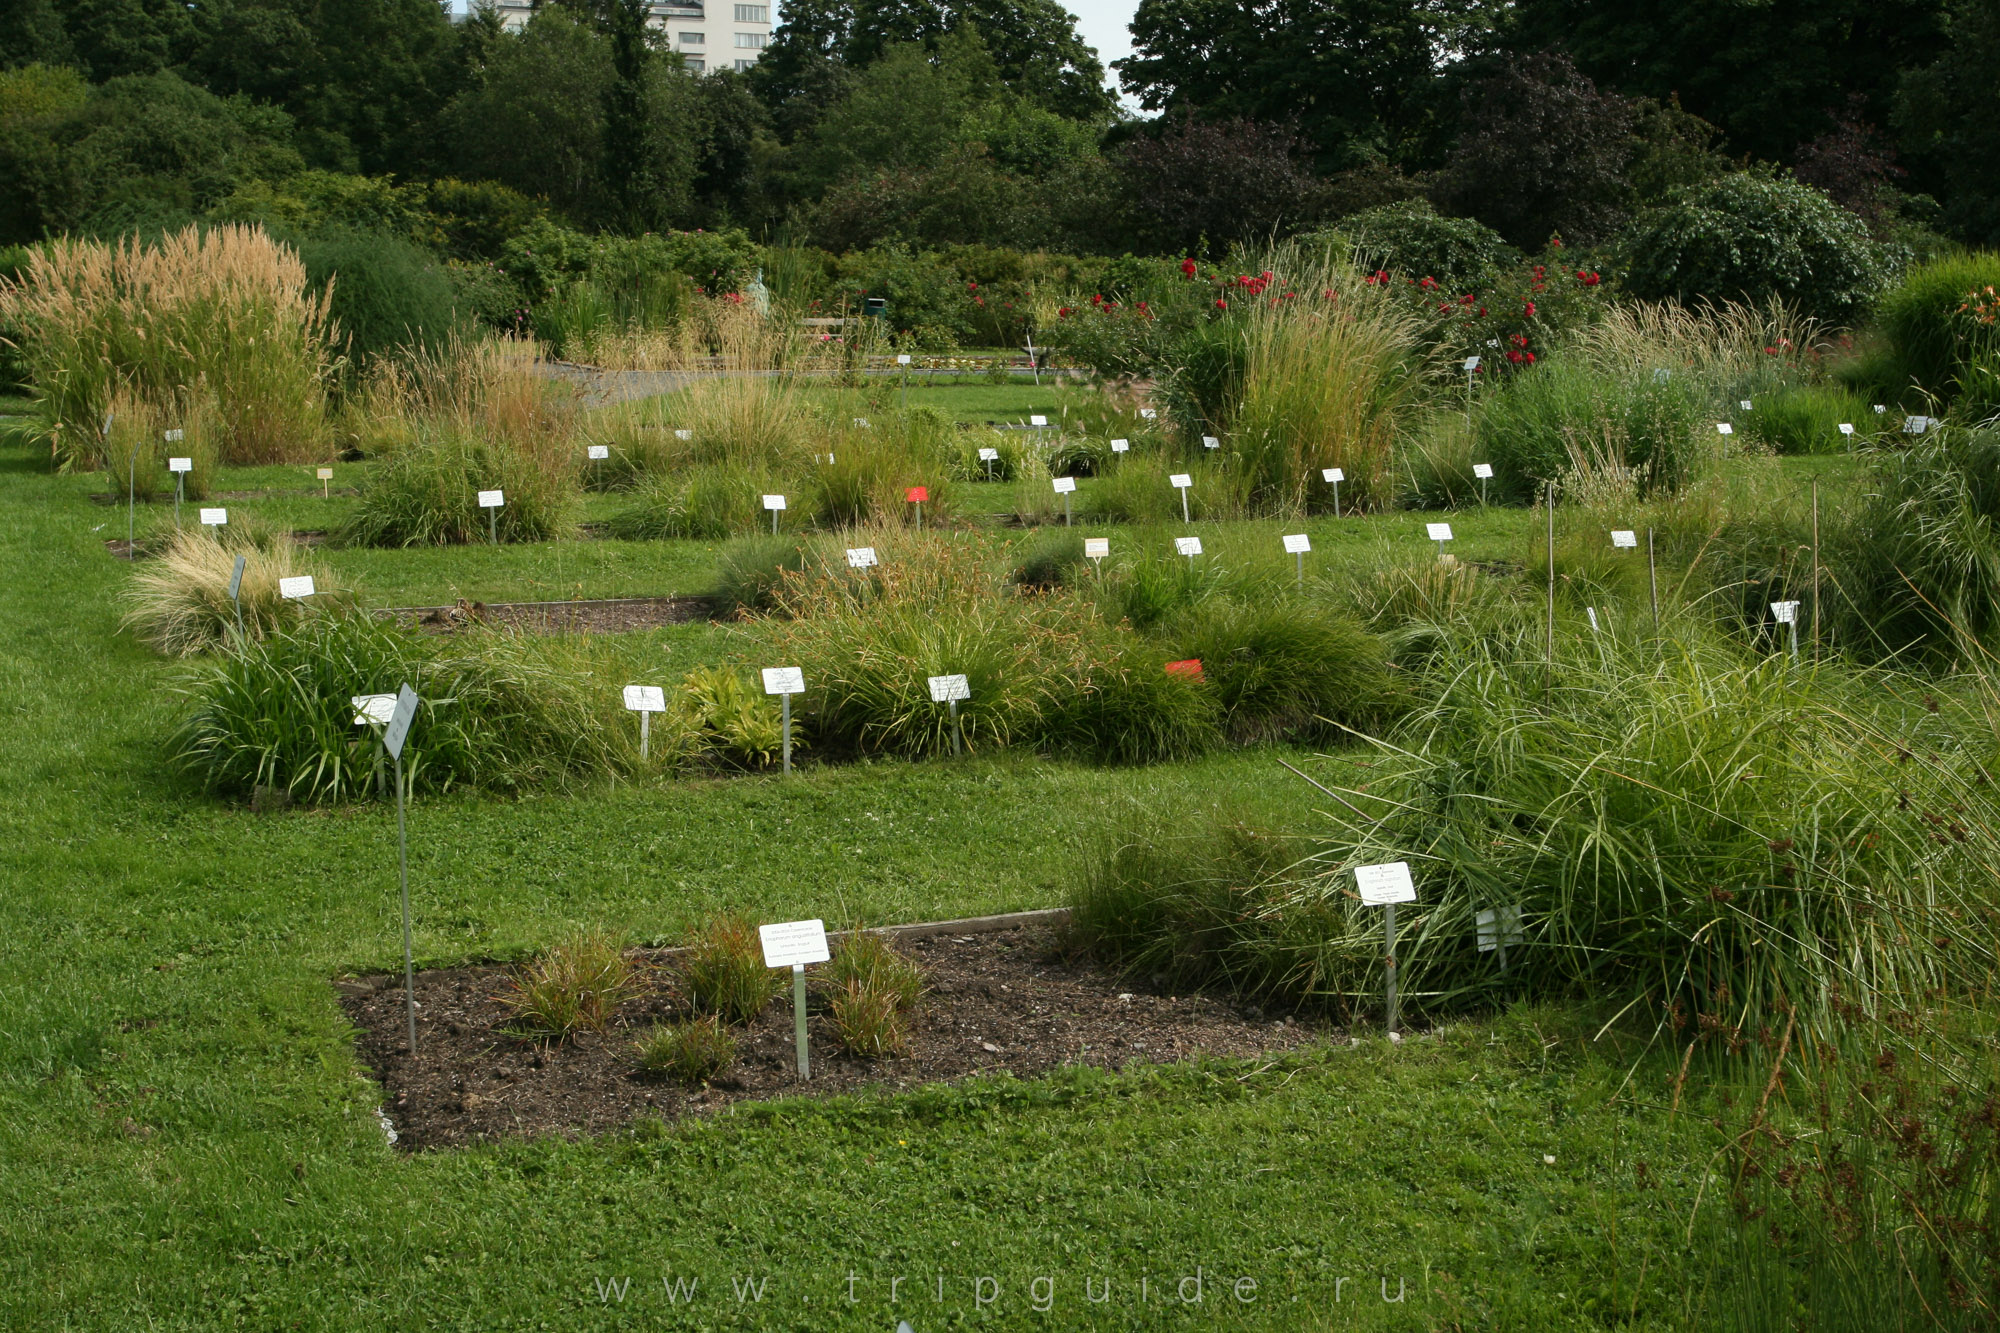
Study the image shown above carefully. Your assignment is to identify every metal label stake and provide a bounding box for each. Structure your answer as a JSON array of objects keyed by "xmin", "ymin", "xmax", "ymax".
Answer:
[
  {"xmin": 762, "ymin": 667, "xmax": 804, "ymax": 774},
  {"xmin": 1354, "ymin": 862, "xmax": 1417, "ymax": 1036},
  {"xmin": 228, "ymin": 554, "xmax": 247, "ymax": 643},
  {"xmin": 381, "ymin": 685, "xmax": 421, "ymax": 1053},
  {"xmin": 759, "ymin": 920, "xmax": 830, "ymax": 1081}
]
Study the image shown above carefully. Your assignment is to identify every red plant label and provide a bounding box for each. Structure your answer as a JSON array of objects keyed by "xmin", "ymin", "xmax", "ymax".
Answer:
[
  {"xmin": 1164, "ymin": 659, "xmax": 1205, "ymax": 681},
  {"xmin": 906, "ymin": 486, "xmax": 928, "ymax": 503}
]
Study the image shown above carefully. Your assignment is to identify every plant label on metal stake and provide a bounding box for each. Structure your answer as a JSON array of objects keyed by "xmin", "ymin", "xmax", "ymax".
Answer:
[
  {"xmin": 1170, "ymin": 472, "xmax": 1193, "ymax": 523},
  {"xmin": 1324, "ymin": 466, "xmax": 1345, "ymax": 517},
  {"xmin": 762, "ymin": 493, "xmax": 786, "ymax": 535},
  {"xmin": 1052, "ymin": 476, "xmax": 1075, "ymax": 526},
  {"xmin": 1610, "ymin": 530, "xmax": 1638, "ymax": 548},
  {"xmin": 200, "ymin": 507, "xmax": 228, "ymax": 527},
  {"xmin": 477, "ymin": 489, "xmax": 504, "ymax": 544},
  {"xmin": 1472, "ymin": 462, "xmax": 1493, "ymax": 506},
  {"xmin": 382, "ymin": 683, "xmax": 421, "ymax": 1053},
  {"xmin": 1164, "ymin": 658, "xmax": 1204, "ymax": 680},
  {"xmin": 759, "ymin": 919, "xmax": 829, "ymax": 1080},
  {"xmin": 1426, "ymin": 522, "xmax": 1453, "ymax": 562},
  {"xmin": 1838, "ymin": 423, "xmax": 1855, "ymax": 438},
  {"xmin": 929, "ymin": 673, "xmax": 970, "ymax": 754},
  {"xmin": 167, "ymin": 454, "xmax": 192, "ymax": 525},
  {"xmin": 622, "ymin": 684, "xmax": 666, "ymax": 759},
  {"xmin": 1084, "ymin": 536, "xmax": 1108, "ymax": 577},
  {"xmin": 1716, "ymin": 422, "xmax": 1734, "ymax": 436},
  {"xmin": 674, "ymin": 428, "xmax": 693, "ymax": 440},
  {"xmin": 228, "ymin": 554, "xmax": 247, "ymax": 642},
  {"xmin": 317, "ymin": 465, "xmax": 334, "ymax": 498},
  {"xmin": 1771, "ymin": 600, "xmax": 1800, "ymax": 660},
  {"xmin": 586, "ymin": 445, "xmax": 608, "ymax": 461},
  {"xmin": 1174, "ymin": 535, "xmax": 1202, "ymax": 561},
  {"xmin": 278, "ymin": 575, "xmax": 315, "ymax": 600},
  {"xmin": 1904, "ymin": 415, "xmax": 1936, "ymax": 435},
  {"xmin": 1740, "ymin": 399, "xmax": 1753, "ymax": 412},
  {"xmin": 1201, "ymin": 436, "xmax": 1220, "ymax": 451},
  {"xmin": 905, "ymin": 485, "xmax": 927, "ymax": 530},
  {"xmin": 1354, "ymin": 861, "xmax": 1415, "ymax": 1036},
  {"xmin": 977, "ymin": 445, "xmax": 998, "ymax": 480},
  {"xmin": 762, "ymin": 667, "xmax": 805, "ymax": 774},
  {"xmin": 1476, "ymin": 905, "xmax": 1525, "ymax": 971},
  {"xmin": 1283, "ymin": 532, "xmax": 1310, "ymax": 584},
  {"xmin": 845, "ymin": 546, "xmax": 878, "ymax": 569},
  {"xmin": 1139, "ymin": 408, "xmax": 1157, "ymax": 420},
  {"xmin": 1110, "ymin": 438, "xmax": 1129, "ymax": 454},
  {"xmin": 1030, "ymin": 414, "xmax": 1048, "ymax": 431}
]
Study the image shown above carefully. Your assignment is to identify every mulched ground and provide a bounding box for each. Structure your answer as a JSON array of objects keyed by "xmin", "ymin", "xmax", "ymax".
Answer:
[
  {"xmin": 339, "ymin": 922, "xmax": 1322, "ymax": 1152},
  {"xmin": 379, "ymin": 594, "xmax": 719, "ymax": 635}
]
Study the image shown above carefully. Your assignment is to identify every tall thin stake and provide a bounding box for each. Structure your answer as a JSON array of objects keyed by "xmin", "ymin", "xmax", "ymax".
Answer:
[
  {"xmin": 1545, "ymin": 482, "xmax": 1556, "ymax": 705},
  {"xmin": 395, "ymin": 752, "xmax": 415, "ymax": 1053},
  {"xmin": 1384, "ymin": 903, "xmax": 1399, "ymax": 1036},
  {"xmin": 1648, "ymin": 528, "xmax": 1660, "ymax": 648},
  {"xmin": 1811, "ymin": 480, "xmax": 1821, "ymax": 663}
]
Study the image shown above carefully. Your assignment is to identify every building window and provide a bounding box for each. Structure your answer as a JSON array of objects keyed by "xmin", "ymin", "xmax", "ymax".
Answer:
[
  {"xmin": 733, "ymin": 30, "xmax": 766, "ymax": 47},
  {"xmin": 679, "ymin": 30, "xmax": 702, "ymax": 42},
  {"xmin": 735, "ymin": 58, "xmax": 755, "ymax": 70},
  {"xmin": 733, "ymin": 4, "xmax": 767, "ymax": 20},
  {"xmin": 684, "ymin": 56, "xmax": 705, "ymax": 71}
]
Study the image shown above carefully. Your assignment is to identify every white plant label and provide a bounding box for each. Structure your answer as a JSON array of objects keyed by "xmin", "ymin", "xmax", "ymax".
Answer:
[
  {"xmin": 1052, "ymin": 477, "xmax": 1076, "ymax": 494},
  {"xmin": 1653, "ymin": 368, "xmax": 1671, "ymax": 384},
  {"xmin": 977, "ymin": 447, "xmax": 999, "ymax": 461},
  {"xmin": 1838, "ymin": 423, "xmax": 1855, "ymax": 436},
  {"xmin": 1324, "ymin": 467, "xmax": 1345, "ymax": 483},
  {"xmin": 1716, "ymin": 423, "xmax": 1734, "ymax": 436},
  {"xmin": 1110, "ymin": 438, "xmax": 1129, "ymax": 452},
  {"xmin": 1175, "ymin": 536, "xmax": 1203, "ymax": 556},
  {"xmin": 587, "ymin": 445, "xmax": 609, "ymax": 460},
  {"xmin": 1464, "ymin": 355, "xmax": 1481, "ymax": 371},
  {"xmin": 167, "ymin": 457, "xmax": 192, "ymax": 473},
  {"xmin": 199, "ymin": 507, "xmax": 227, "ymax": 526},
  {"xmin": 227, "ymin": 554, "xmax": 245, "ymax": 600},
  {"xmin": 927, "ymin": 674, "xmax": 970, "ymax": 703},
  {"xmin": 1084, "ymin": 537, "xmax": 1109, "ymax": 558},
  {"xmin": 163, "ymin": 429, "xmax": 184, "ymax": 443},
  {"xmin": 1771, "ymin": 600, "xmax": 1799, "ymax": 624},
  {"xmin": 1610, "ymin": 530, "xmax": 1638, "ymax": 548},
  {"xmin": 317, "ymin": 467, "xmax": 334, "ymax": 479},
  {"xmin": 1426, "ymin": 523, "xmax": 1453, "ymax": 542},
  {"xmin": 1354, "ymin": 861, "xmax": 1416, "ymax": 905},
  {"xmin": 1201, "ymin": 436, "xmax": 1220, "ymax": 450},
  {"xmin": 759, "ymin": 919, "xmax": 830, "ymax": 969},
  {"xmin": 1139, "ymin": 408, "xmax": 1157, "ymax": 419},
  {"xmin": 278, "ymin": 575, "xmax": 315, "ymax": 599},
  {"xmin": 622, "ymin": 685, "xmax": 666, "ymax": 713},
  {"xmin": 382, "ymin": 683, "xmax": 420, "ymax": 761},
  {"xmin": 1477, "ymin": 905, "xmax": 1524, "ymax": 952},
  {"xmin": 762, "ymin": 494, "xmax": 787, "ymax": 510},
  {"xmin": 1169, "ymin": 473, "xmax": 1193, "ymax": 489},
  {"xmin": 896, "ymin": 354, "xmax": 911, "ymax": 366},
  {"xmin": 854, "ymin": 418, "xmax": 871, "ymax": 429},
  {"xmin": 761, "ymin": 666, "xmax": 805, "ymax": 696},
  {"xmin": 845, "ymin": 546, "xmax": 879, "ymax": 569},
  {"xmin": 1874, "ymin": 405, "xmax": 1887, "ymax": 414},
  {"xmin": 1472, "ymin": 463, "xmax": 1494, "ymax": 479},
  {"xmin": 477, "ymin": 489, "xmax": 504, "ymax": 508},
  {"xmin": 351, "ymin": 694, "xmax": 396, "ymax": 726},
  {"xmin": 1282, "ymin": 533, "xmax": 1310, "ymax": 554},
  {"xmin": 1030, "ymin": 415, "xmax": 1048, "ymax": 427},
  {"xmin": 675, "ymin": 428, "xmax": 693, "ymax": 440},
  {"xmin": 1904, "ymin": 415, "xmax": 1935, "ymax": 435},
  {"xmin": 1741, "ymin": 400, "xmax": 1753, "ymax": 411}
]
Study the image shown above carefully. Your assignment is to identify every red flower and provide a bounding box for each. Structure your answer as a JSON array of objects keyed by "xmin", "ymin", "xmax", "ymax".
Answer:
[
  {"xmin": 967, "ymin": 280, "xmax": 978, "ymax": 290},
  {"xmin": 1523, "ymin": 302, "xmax": 1537, "ymax": 317},
  {"xmin": 1215, "ymin": 298, "xmax": 1227, "ymax": 309},
  {"xmin": 1057, "ymin": 307, "xmax": 1072, "ymax": 318},
  {"xmin": 1181, "ymin": 257, "xmax": 1197, "ymax": 278},
  {"xmin": 1507, "ymin": 350, "xmax": 1524, "ymax": 364},
  {"xmin": 1526, "ymin": 352, "xmax": 1536, "ymax": 363}
]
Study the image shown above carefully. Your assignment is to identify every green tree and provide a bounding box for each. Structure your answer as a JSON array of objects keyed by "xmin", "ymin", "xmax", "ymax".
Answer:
[
  {"xmin": 1896, "ymin": 0, "xmax": 2000, "ymax": 246},
  {"xmin": 1505, "ymin": 0, "xmax": 1949, "ymax": 167},
  {"xmin": 1119, "ymin": 0, "xmax": 1499, "ymax": 170},
  {"xmin": 844, "ymin": 0, "xmax": 1114, "ymax": 120}
]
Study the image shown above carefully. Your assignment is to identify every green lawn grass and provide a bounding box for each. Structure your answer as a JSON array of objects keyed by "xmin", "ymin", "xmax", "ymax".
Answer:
[{"xmin": 1, "ymin": 435, "xmax": 1782, "ymax": 1328}]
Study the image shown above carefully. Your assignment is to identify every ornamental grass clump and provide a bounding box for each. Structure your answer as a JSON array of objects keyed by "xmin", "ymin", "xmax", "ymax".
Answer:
[
  {"xmin": 342, "ymin": 434, "xmax": 575, "ymax": 546},
  {"xmin": 0, "ymin": 224, "xmax": 335, "ymax": 468},
  {"xmin": 1074, "ymin": 624, "xmax": 1999, "ymax": 1029},
  {"xmin": 683, "ymin": 917, "xmax": 781, "ymax": 1023},
  {"xmin": 633, "ymin": 1015, "xmax": 736, "ymax": 1083},
  {"xmin": 171, "ymin": 614, "xmax": 634, "ymax": 803},
  {"xmin": 498, "ymin": 932, "xmax": 634, "ymax": 1041},
  {"xmin": 121, "ymin": 525, "xmax": 344, "ymax": 656}
]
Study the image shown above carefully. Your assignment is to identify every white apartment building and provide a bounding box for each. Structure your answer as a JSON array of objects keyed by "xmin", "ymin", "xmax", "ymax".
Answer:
[{"xmin": 486, "ymin": 0, "xmax": 772, "ymax": 71}]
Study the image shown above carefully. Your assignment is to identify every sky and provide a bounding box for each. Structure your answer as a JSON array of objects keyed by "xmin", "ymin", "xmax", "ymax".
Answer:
[{"xmin": 1062, "ymin": 0, "xmax": 1141, "ymax": 86}]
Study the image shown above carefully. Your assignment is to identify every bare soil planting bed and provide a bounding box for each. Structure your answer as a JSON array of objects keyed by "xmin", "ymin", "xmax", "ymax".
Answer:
[
  {"xmin": 339, "ymin": 922, "xmax": 1324, "ymax": 1151},
  {"xmin": 379, "ymin": 594, "xmax": 718, "ymax": 634}
]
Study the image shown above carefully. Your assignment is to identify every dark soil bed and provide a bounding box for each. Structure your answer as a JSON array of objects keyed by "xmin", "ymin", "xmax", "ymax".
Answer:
[
  {"xmin": 379, "ymin": 594, "xmax": 719, "ymax": 634},
  {"xmin": 340, "ymin": 922, "xmax": 1322, "ymax": 1151}
]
